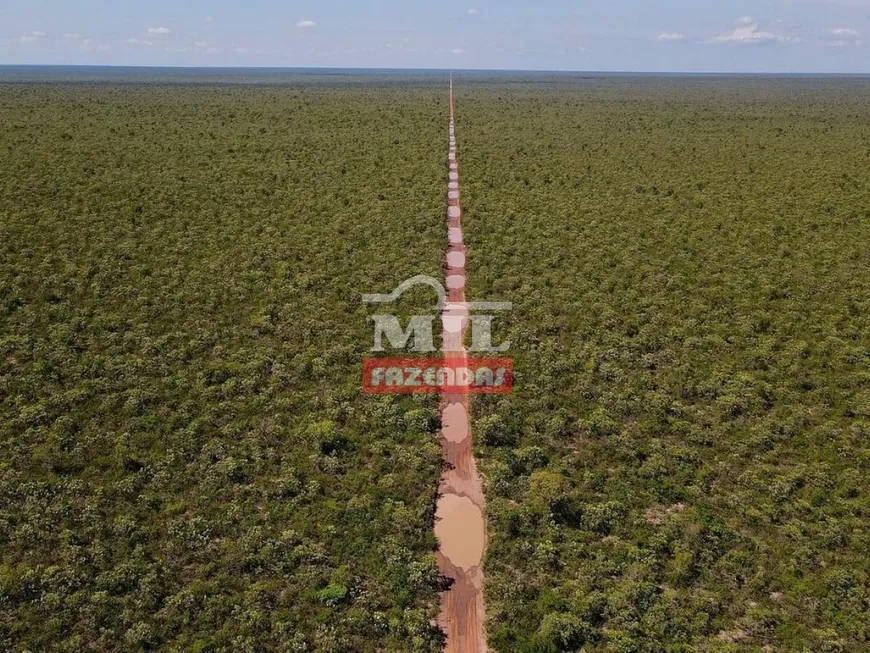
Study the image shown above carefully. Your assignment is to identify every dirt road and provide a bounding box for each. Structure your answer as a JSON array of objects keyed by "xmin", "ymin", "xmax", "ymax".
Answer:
[{"xmin": 435, "ymin": 76, "xmax": 489, "ymax": 653}]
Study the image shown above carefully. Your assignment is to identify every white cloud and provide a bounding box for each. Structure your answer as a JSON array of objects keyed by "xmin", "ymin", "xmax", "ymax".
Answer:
[
  {"xmin": 193, "ymin": 41, "xmax": 208, "ymax": 48},
  {"xmin": 126, "ymin": 38, "xmax": 154, "ymax": 46},
  {"xmin": 165, "ymin": 46, "xmax": 192, "ymax": 53},
  {"xmin": 468, "ymin": 8, "xmax": 480, "ymax": 14},
  {"xmin": 712, "ymin": 20, "xmax": 794, "ymax": 44},
  {"xmin": 81, "ymin": 39, "xmax": 110, "ymax": 51},
  {"xmin": 206, "ymin": 16, "xmax": 215, "ymax": 23},
  {"xmin": 19, "ymin": 30, "xmax": 46, "ymax": 42},
  {"xmin": 657, "ymin": 32, "xmax": 687, "ymax": 41},
  {"xmin": 737, "ymin": 16, "xmax": 755, "ymax": 25},
  {"xmin": 297, "ymin": 20, "xmax": 316, "ymax": 28},
  {"xmin": 452, "ymin": 48, "xmax": 464, "ymax": 54},
  {"xmin": 146, "ymin": 27, "xmax": 171, "ymax": 36},
  {"xmin": 63, "ymin": 33, "xmax": 83, "ymax": 40},
  {"xmin": 824, "ymin": 27, "xmax": 863, "ymax": 46}
]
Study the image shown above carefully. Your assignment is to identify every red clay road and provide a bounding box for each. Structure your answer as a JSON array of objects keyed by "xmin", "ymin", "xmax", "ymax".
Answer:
[{"xmin": 435, "ymin": 76, "xmax": 489, "ymax": 653}]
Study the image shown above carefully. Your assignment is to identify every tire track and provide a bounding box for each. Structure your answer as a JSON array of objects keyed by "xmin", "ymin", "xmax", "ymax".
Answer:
[{"xmin": 435, "ymin": 76, "xmax": 488, "ymax": 653}]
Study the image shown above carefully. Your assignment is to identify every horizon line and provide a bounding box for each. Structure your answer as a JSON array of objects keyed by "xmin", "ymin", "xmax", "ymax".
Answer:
[{"xmin": 1, "ymin": 63, "xmax": 870, "ymax": 76}]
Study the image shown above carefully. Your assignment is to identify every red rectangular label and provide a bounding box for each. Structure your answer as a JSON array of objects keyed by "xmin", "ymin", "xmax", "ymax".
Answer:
[{"xmin": 363, "ymin": 357, "xmax": 513, "ymax": 394}]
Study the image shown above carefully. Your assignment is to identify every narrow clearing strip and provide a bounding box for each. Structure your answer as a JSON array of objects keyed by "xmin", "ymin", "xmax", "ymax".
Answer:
[{"xmin": 435, "ymin": 77, "xmax": 488, "ymax": 653}]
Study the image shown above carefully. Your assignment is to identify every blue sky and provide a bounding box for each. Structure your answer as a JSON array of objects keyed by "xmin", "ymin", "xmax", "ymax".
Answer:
[{"xmin": 0, "ymin": 0, "xmax": 867, "ymax": 72}]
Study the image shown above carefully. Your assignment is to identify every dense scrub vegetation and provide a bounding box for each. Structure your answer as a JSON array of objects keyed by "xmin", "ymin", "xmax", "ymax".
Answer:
[
  {"xmin": 460, "ymin": 76, "xmax": 870, "ymax": 651},
  {"xmin": 0, "ymin": 79, "xmax": 449, "ymax": 651},
  {"xmin": 5, "ymin": 70, "xmax": 870, "ymax": 652}
]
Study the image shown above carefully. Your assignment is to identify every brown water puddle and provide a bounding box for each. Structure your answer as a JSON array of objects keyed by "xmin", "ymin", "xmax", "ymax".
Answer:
[{"xmin": 435, "ymin": 495, "xmax": 486, "ymax": 571}]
